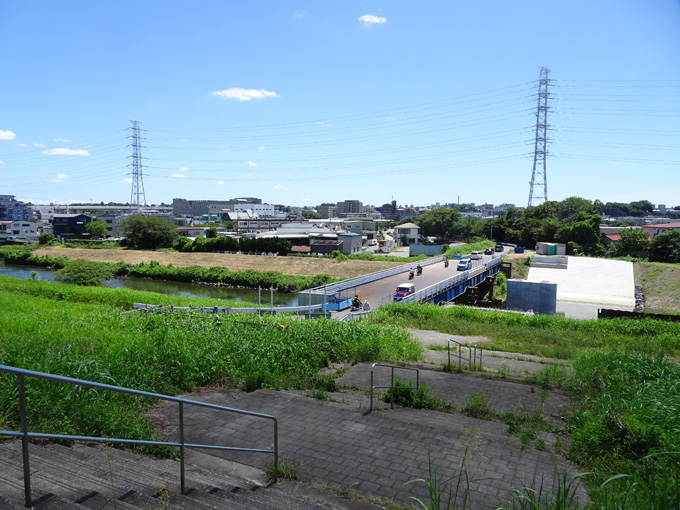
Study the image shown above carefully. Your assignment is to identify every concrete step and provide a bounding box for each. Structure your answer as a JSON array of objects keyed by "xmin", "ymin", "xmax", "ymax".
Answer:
[{"xmin": 0, "ymin": 440, "xmax": 373, "ymax": 510}]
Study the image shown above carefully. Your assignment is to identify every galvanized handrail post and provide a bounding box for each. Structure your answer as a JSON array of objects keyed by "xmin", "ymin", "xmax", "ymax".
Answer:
[
  {"xmin": 18, "ymin": 374, "xmax": 31, "ymax": 509},
  {"xmin": 1, "ymin": 365, "xmax": 279, "ymax": 502},
  {"xmin": 179, "ymin": 402, "xmax": 185, "ymax": 494},
  {"xmin": 458, "ymin": 344, "xmax": 462, "ymax": 371},
  {"xmin": 370, "ymin": 367, "xmax": 374, "ymax": 412},
  {"xmin": 273, "ymin": 418, "xmax": 278, "ymax": 482},
  {"xmin": 447, "ymin": 340, "xmax": 450, "ymax": 369},
  {"xmin": 390, "ymin": 366, "xmax": 394, "ymax": 409}
]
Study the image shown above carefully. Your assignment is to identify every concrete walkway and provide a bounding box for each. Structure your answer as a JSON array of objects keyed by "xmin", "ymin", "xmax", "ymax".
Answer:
[{"xmin": 150, "ymin": 364, "xmax": 580, "ymax": 509}]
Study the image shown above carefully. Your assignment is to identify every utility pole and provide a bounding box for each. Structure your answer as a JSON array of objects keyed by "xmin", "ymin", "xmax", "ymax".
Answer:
[
  {"xmin": 528, "ymin": 67, "xmax": 551, "ymax": 208},
  {"xmin": 128, "ymin": 120, "xmax": 146, "ymax": 214}
]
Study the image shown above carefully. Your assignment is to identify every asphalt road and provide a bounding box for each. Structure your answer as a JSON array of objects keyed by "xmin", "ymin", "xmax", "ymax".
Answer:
[{"xmin": 343, "ymin": 249, "xmax": 503, "ymax": 308}]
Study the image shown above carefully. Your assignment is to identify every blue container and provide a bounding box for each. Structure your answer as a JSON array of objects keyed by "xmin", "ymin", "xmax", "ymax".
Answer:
[{"xmin": 515, "ymin": 246, "xmax": 525, "ymax": 254}]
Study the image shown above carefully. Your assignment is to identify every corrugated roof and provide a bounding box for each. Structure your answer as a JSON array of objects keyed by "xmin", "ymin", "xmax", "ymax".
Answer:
[{"xmin": 645, "ymin": 222, "xmax": 680, "ymax": 229}]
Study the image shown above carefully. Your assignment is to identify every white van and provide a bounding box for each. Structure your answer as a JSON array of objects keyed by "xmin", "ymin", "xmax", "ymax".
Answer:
[{"xmin": 470, "ymin": 251, "xmax": 483, "ymax": 260}]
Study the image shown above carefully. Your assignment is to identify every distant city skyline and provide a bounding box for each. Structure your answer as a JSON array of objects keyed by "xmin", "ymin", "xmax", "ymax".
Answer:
[{"xmin": 1, "ymin": 1, "xmax": 678, "ymax": 207}]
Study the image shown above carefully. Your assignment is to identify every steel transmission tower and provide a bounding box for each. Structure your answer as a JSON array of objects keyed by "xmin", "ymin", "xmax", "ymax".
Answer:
[
  {"xmin": 128, "ymin": 120, "xmax": 146, "ymax": 214},
  {"xmin": 527, "ymin": 67, "xmax": 551, "ymax": 207}
]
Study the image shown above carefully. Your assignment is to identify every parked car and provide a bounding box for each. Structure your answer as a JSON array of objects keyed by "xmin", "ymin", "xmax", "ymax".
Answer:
[
  {"xmin": 457, "ymin": 259, "xmax": 472, "ymax": 271},
  {"xmin": 484, "ymin": 247, "xmax": 494, "ymax": 255},
  {"xmin": 393, "ymin": 283, "xmax": 416, "ymax": 301}
]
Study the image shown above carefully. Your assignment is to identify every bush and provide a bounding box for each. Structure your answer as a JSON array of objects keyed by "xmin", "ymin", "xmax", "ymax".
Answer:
[
  {"xmin": 39, "ymin": 233, "xmax": 55, "ymax": 245},
  {"xmin": 54, "ymin": 260, "xmax": 113, "ymax": 286}
]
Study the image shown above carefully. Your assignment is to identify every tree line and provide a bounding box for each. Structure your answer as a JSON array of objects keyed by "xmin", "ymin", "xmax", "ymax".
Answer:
[{"xmin": 396, "ymin": 198, "xmax": 680, "ymax": 263}]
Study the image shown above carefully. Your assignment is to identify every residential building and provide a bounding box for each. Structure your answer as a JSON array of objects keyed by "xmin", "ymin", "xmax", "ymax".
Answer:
[
  {"xmin": 52, "ymin": 214, "xmax": 92, "ymax": 240},
  {"xmin": 97, "ymin": 213, "xmax": 126, "ymax": 238},
  {"xmin": 395, "ymin": 222, "xmax": 420, "ymax": 245},
  {"xmin": 643, "ymin": 222, "xmax": 680, "ymax": 237},
  {"xmin": 172, "ymin": 197, "xmax": 262, "ymax": 217},
  {"xmin": 338, "ymin": 232, "xmax": 362, "ymax": 254},
  {"xmin": 0, "ymin": 220, "xmax": 39, "ymax": 241},
  {"xmin": 336, "ymin": 200, "xmax": 362, "ymax": 217},
  {"xmin": 317, "ymin": 204, "xmax": 336, "ymax": 219},
  {"xmin": 343, "ymin": 220, "xmax": 377, "ymax": 242},
  {"xmin": 0, "ymin": 195, "xmax": 33, "ymax": 221}
]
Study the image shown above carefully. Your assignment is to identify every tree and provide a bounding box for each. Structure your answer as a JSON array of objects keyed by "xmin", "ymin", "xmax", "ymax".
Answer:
[
  {"xmin": 85, "ymin": 220, "xmax": 108, "ymax": 239},
  {"xmin": 120, "ymin": 215, "xmax": 178, "ymax": 250},
  {"xmin": 556, "ymin": 211, "xmax": 602, "ymax": 255},
  {"xmin": 416, "ymin": 208, "xmax": 462, "ymax": 240},
  {"xmin": 39, "ymin": 233, "xmax": 55, "ymax": 245},
  {"xmin": 648, "ymin": 230, "xmax": 680, "ymax": 263},
  {"xmin": 618, "ymin": 228, "xmax": 650, "ymax": 259},
  {"xmin": 302, "ymin": 210, "xmax": 321, "ymax": 219},
  {"xmin": 206, "ymin": 226, "xmax": 218, "ymax": 238}
]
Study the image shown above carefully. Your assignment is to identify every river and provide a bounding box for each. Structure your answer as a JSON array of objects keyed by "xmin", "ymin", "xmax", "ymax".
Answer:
[{"xmin": 0, "ymin": 260, "xmax": 299, "ymax": 306}]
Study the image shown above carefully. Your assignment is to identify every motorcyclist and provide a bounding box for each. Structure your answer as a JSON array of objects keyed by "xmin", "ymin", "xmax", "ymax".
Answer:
[
  {"xmin": 416, "ymin": 264, "xmax": 423, "ymax": 275},
  {"xmin": 409, "ymin": 268, "xmax": 414, "ymax": 279}
]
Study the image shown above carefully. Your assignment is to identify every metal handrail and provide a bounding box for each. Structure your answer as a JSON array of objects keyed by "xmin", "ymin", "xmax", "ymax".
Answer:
[
  {"xmin": 369, "ymin": 363, "xmax": 420, "ymax": 412},
  {"xmin": 400, "ymin": 257, "xmax": 502, "ymax": 304},
  {"xmin": 0, "ymin": 365, "xmax": 278, "ymax": 508},
  {"xmin": 313, "ymin": 255, "xmax": 445, "ymax": 293},
  {"xmin": 447, "ymin": 340, "xmax": 483, "ymax": 371}
]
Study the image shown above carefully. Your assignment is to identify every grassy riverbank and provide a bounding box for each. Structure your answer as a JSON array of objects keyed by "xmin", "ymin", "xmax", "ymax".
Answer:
[
  {"xmin": 0, "ymin": 278, "xmax": 420, "ymax": 453},
  {"xmin": 1, "ymin": 278, "xmax": 678, "ymax": 506},
  {"xmin": 368, "ymin": 303, "xmax": 680, "ymax": 359}
]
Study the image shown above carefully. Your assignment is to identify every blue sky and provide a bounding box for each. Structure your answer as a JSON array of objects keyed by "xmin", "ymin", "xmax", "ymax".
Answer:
[{"xmin": 1, "ymin": 1, "xmax": 679, "ymax": 208}]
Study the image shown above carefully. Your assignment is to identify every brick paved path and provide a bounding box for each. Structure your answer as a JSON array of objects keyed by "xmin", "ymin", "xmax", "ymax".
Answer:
[{"xmin": 151, "ymin": 368, "xmax": 579, "ymax": 509}]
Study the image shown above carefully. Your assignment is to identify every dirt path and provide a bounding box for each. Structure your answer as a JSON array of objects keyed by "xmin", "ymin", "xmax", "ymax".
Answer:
[{"xmin": 34, "ymin": 246, "xmax": 403, "ymax": 279}]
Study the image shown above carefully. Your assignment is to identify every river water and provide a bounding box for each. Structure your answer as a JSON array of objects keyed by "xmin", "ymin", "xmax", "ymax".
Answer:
[{"xmin": 0, "ymin": 260, "xmax": 299, "ymax": 306}]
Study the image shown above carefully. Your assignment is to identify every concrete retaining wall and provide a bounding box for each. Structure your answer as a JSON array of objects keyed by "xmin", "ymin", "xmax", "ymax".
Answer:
[
  {"xmin": 409, "ymin": 244, "xmax": 444, "ymax": 257},
  {"xmin": 507, "ymin": 279, "xmax": 557, "ymax": 315}
]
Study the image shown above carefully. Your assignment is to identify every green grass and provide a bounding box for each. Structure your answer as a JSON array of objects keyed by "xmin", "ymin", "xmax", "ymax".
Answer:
[
  {"xmin": 0, "ymin": 280, "xmax": 421, "ymax": 452},
  {"xmin": 368, "ymin": 303, "xmax": 680, "ymax": 359},
  {"xmin": 381, "ymin": 378, "xmax": 454, "ymax": 412}
]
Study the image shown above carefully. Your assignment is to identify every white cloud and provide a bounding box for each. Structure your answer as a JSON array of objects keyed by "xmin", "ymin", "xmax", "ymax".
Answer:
[
  {"xmin": 273, "ymin": 184, "xmax": 288, "ymax": 192},
  {"xmin": 171, "ymin": 173, "xmax": 186, "ymax": 178},
  {"xmin": 178, "ymin": 166, "xmax": 188, "ymax": 172},
  {"xmin": 0, "ymin": 130, "xmax": 16, "ymax": 141},
  {"xmin": 33, "ymin": 142, "xmax": 46, "ymax": 148},
  {"xmin": 120, "ymin": 178, "xmax": 132, "ymax": 184},
  {"xmin": 15, "ymin": 143, "xmax": 27, "ymax": 147},
  {"xmin": 211, "ymin": 88, "xmax": 280, "ymax": 101},
  {"xmin": 294, "ymin": 10, "xmax": 306, "ymax": 19},
  {"xmin": 221, "ymin": 149, "xmax": 231, "ymax": 153},
  {"xmin": 217, "ymin": 181, "xmax": 225, "ymax": 185},
  {"xmin": 359, "ymin": 14, "xmax": 386, "ymax": 24},
  {"xmin": 42, "ymin": 148, "xmax": 90, "ymax": 156},
  {"xmin": 316, "ymin": 121, "xmax": 332, "ymax": 128},
  {"xmin": 258, "ymin": 146, "xmax": 265, "ymax": 151},
  {"xmin": 301, "ymin": 198, "xmax": 311, "ymax": 202},
  {"xmin": 247, "ymin": 161, "xmax": 257, "ymax": 166},
  {"xmin": 54, "ymin": 137, "xmax": 71, "ymax": 143},
  {"xmin": 51, "ymin": 173, "xmax": 69, "ymax": 183},
  {"xmin": 0, "ymin": 160, "xmax": 4, "ymax": 164}
]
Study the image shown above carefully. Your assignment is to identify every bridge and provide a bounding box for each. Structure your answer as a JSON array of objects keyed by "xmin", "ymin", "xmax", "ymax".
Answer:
[
  {"xmin": 299, "ymin": 253, "xmax": 503, "ymax": 312},
  {"xmin": 131, "ymin": 252, "xmax": 502, "ymax": 317}
]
